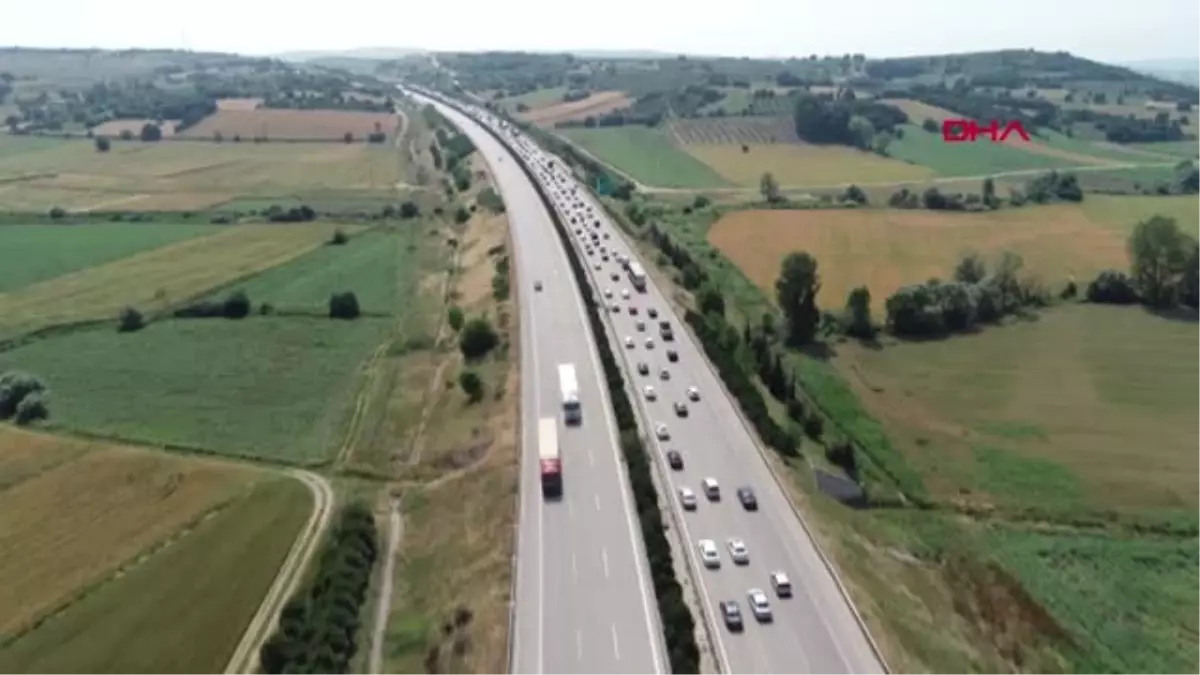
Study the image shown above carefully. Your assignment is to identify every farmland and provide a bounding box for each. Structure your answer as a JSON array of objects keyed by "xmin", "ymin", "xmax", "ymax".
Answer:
[
  {"xmin": 667, "ymin": 116, "xmax": 799, "ymax": 145},
  {"xmin": 0, "ymin": 223, "xmax": 218, "ymax": 292},
  {"xmin": 559, "ymin": 126, "xmax": 729, "ymax": 188},
  {"xmin": 0, "ymin": 135, "xmax": 407, "ymax": 213},
  {"xmin": 521, "ymin": 91, "xmax": 632, "ymax": 126},
  {"xmin": 0, "ymin": 428, "xmax": 312, "ymax": 671},
  {"xmin": 688, "ymin": 142, "xmax": 932, "ymax": 187},
  {"xmin": 178, "ymin": 109, "xmax": 402, "ymax": 141},
  {"xmin": 0, "ymin": 221, "xmax": 352, "ymax": 341}
]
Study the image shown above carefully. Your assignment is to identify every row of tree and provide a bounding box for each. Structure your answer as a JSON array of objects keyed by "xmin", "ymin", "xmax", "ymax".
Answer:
[
  {"xmin": 791, "ymin": 92, "xmax": 908, "ymax": 150},
  {"xmin": 259, "ymin": 503, "xmax": 378, "ymax": 673}
]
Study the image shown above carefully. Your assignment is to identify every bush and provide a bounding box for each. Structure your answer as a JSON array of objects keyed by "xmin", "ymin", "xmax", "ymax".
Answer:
[
  {"xmin": 329, "ymin": 291, "xmax": 361, "ymax": 319},
  {"xmin": 14, "ymin": 392, "xmax": 49, "ymax": 425},
  {"xmin": 459, "ymin": 370, "xmax": 484, "ymax": 403},
  {"xmin": 0, "ymin": 371, "xmax": 48, "ymax": 421},
  {"xmin": 459, "ymin": 317, "xmax": 499, "ymax": 359},
  {"xmin": 329, "ymin": 229, "xmax": 349, "ymax": 245},
  {"xmin": 1086, "ymin": 269, "xmax": 1139, "ymax": 304},
  {"xmin": 48, "ymin": 206, "xmax": 66, "ymax": 220},
  {"xmin": 117, "ymin": 306, "xmax": 145, "ymax": 332},
  {"xmin": 94, "ymin": 136, "xmax": 111, "ymax": 152},
  {"xmin": 825, "ymin": 436, "xmax": 858, "ymax": 477},
  {"xmin": 454, "ymin": 206, "xmax": 471, "ymax": 224},
  {"xmin": 399, "ymin": 201, "xmax": 420, "ymax": 219},
  {"xmin": 803, "ymin": 412, "xmax": 824, "ymax": 440},
  {"xmin": 692, "ymin": 194, "xmax": 711, "ymax": 209},
  {"xmin": 224, "ymin": 290, "xmax": 251, "ymax": 319},
  {"xmin": 447, "ymin": 306, "xmax": 465, "ymax": 332}
]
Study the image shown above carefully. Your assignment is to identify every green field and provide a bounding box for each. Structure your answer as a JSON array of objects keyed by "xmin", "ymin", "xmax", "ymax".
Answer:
[
  {"xmin": 559, "ymin": 126, "xmax": 730, "ymax": 188},
  {"xmin": 1131, "ymin": 140, "xmax": 1200, "ymax": 159},
  {"xmin": 0, "ymin": 223, "xmax": 219, "ymax": 293},
  {"xmin": 0, "ymin": 475, "xmax": 311, "ymax": 672},
  {"xmin": 1036, "ymin": 130, "xmax": 1177, "ymax": 164},
  {"xmin": 0, "ymin": 318, "xmax": 391, "ymax": 463},
  {"xmin": 202, "ymin": 228, "xmax": 415, "ymax": 314},
  {"xmin": 887, "ymin": 124, "xmax": 1081, "ymax": 175}
]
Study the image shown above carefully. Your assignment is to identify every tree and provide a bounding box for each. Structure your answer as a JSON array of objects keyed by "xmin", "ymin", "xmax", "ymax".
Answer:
[
  {"xmin": 1180, "ymin": 242, "xmax": 1199, "ymax": 308},
  {"xmin": 775, "ymin": 252, "xmax": 821, "ymax": 346},
  {"xmin": 981, "ymin": 177, "xmax": 999, "ymax": 209},
  {"xmin": 953, "ymin": 251, "xmax": 987, "ymax": 284},
  {"xmin": 1128, "ymin": 215, "xmax": 1191, "ymax": 307},
  {"xmin": 847, "ymin": 115, "xmax": 875, "ymax": 149},
  {"xmin": 343, "ymin": 131, "xmax": 354, "ymax": 143},
  {"xmin": 759, "ymin": 172, "xmax": 782, "ymax": 203},
  {"xmin": 843, "ymin": 286, "xmax": 874, "ymax": 338},
  {"xmin": 921, "ymin": 117, "xmax": 938, "ymax": 133},
  {"xmin": 991, "ymin": 250, "xmax": 1025, "ymax": 312},
  {"xmin": 459, "ymin": 370, "xmax": 484, "ymax": 403},
  {"xmin": 329, "ymin": 229, "xmax": 348, "ymax": 245},
  {"xmin": 1086, "ymin": 269, "xmax": 1139, "ymax": 304},
  {"xmin": 459, "ymin": 317, "xmax": 499, "ymax": 360},
  {"xmin": 697, "ymin": 284, "xmax": 725, "ymax": 317},
  {"xmin": 0, "ymin": 371, "xmax": 47, "ymax": 420},
  {"xmin": 841, "ymin": 184, "xmax": 868, "ymax": 205},
  {"xmin": 399, "ymin": 201, "xmax": 420, "ymax": 219},
  {"xmin": 329, "ymin": 291, "xmax": 361, "ymax": 319},
  {"xmin": 454, "ymin": 206, "xmax": 471, "ymax": 224},
  {"xmin": 94, "ymin": 136, "xmax": 111, "ymax": 152},
  {"xmin": 447, "ymin": 306, "xmax": 465, "ymax": 332},
  {"xmin": 139, "ymin": 122, "xmax": 162, "ymax": 142},
  {"xmin": 14, "ymin": 392, "xmax": 48, "ymax": 425},
  {"xmin": 117, "ymin": 306, "xmax": 144, "ymax": 332},
  {"xmin": 224, "ymin": 290, "xmax": 251, "ymax": 319}
]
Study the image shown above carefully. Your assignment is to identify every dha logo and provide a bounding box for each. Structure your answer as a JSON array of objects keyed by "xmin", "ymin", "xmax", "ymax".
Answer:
[{"xmin": 942, "ymin": 119, "xmax": 1031, "ymax": 143}]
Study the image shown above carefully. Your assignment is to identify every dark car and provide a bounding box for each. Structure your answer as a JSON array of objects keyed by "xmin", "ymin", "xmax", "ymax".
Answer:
[
  {"xmin": 611, "ymin": 273, "xmax": 620, "ymax": 281},
  {"xmin": 629, "ymin": 306, "xmax": 638, "ymax": 315},
  {"xmin": 737, "ymin": 486, "xmax": 758, "ymax": 511},
  {"xmin": 719, "ymin": 601, "xmax": 744, "ymax": 632},
  {"xmin": 674, "ymin": 401, "xmax": 689, "ymax": 417},
  {"xmin": 666, "ymin": 349, "xmax": 679, "ymax": 362},
  {"xmin": 647, "ymin": 308, "xmax": 659, "ymax": 319},
  {"xmin": 666, "ymin": 450, "xmax": 684, "ymax": 470},
  {"xmin": 637, "ymin": 362, "xmax": 649, "ymax": 375}
]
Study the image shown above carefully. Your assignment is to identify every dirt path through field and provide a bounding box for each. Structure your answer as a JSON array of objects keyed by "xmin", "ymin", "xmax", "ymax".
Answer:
[
  {"xmin": 223, "ymin": 469, "xmax": 335, "ymax": 674},
  {"xmin": 368, "ymin": 498, "xmax": 405, "ymax": 673}
]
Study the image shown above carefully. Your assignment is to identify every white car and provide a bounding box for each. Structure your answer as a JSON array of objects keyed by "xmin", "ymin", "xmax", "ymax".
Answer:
[
  {"xmin": 698, "ymin": 539, "xmax": 720, "ymax": 567},
  {"xmin": 727, "ymin": 538, "xmax": 750, "ymax": 564},
  {"xmin": 644, "ymin": 385, "xmax": 657, "ymax": 401},
  {"xmin": 594, "ymin": 263, "xmax": 601, "ymax": 270},
  {"xmin": 655, "ymin": 422, "xmax": 670, "ymax": 440},
  {"xmin": 621, "ymin": 288, "xmax": 631, "ymax": 300},
  {"xmin": 604, "ymin": 288, "xmax": 613, "ymax": 298},
  {"xmin": 687, "ymin": 386, "xmax": 700, "ymax": 401},
  {"xmin": 770, "ymin": 571, "xmax": 793, "ymax": 598},
  {"xmin": 747, "ymin": 589, "xmax": 773, "ymax": 621},
  {"xmin": 636, "ymin": 320, "xmax": 646, "ymax": 332},
  {"xmin": 660, "ymin": 368, "xmax": 670, "ymax": 381},
  {"xmin": 679, "ymin": 487, "xmax": 698, "ymax": 510},
  {"xmin": 625, "ymin": 336, "xmax": 634, "ymax": 348},
  {"xmin": 645, "ymin": 338, "xmax": 655, "ymax": 349}
]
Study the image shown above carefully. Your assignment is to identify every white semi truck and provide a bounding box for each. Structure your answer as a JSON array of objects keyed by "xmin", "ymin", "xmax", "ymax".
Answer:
[{"xmin": 558, "ymin": 363, "xmax": 581, "ymax": 425}]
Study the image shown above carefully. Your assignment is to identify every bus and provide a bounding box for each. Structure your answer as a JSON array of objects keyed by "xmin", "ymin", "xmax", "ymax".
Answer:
[
  {"xmin": 538, "ymin": 417, "xmax": 562, "ymax": 498},
  {"xmin": 628, "ymin": 262, "xmax": 647, "ymax": 292}
]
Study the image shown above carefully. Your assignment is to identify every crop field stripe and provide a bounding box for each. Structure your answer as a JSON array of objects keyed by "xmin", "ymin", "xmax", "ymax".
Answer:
[{"xmin": 558, "ymin": 126, "xmax": 730, "ymax": 188}]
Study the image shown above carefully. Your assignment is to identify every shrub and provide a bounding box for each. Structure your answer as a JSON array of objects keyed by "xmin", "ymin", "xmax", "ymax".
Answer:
[
  {"xmin": 14, "ymin": 392, "xmax": 49, "ymax": 425},
  {"xmin": 1085, "ymin": 269, "xmax": 1139, "ymax": 304},
  {"xmin": 399, "ymin": 201, "xmax": 420, "ymax": 219},
  {"xmin": 329, "ymin": 291, "xmax": 361, "ymax": 319},
  {"xmin": 447, "ymin": 306, "xmax": 465, "ymax": 332},
  {"xmin": 454, "ymin": 206, "xmax": 471, "ymax": 224},
  {"xmin": 825, "ymin": 436, "xmax": 858, "ymax": 477},
  {"xmin": 459, "ymin": 317, "xmax": 499, "ymax": 359},
  {"xmin": 224, "ymin": 290, "xmax": 251, "ymax": 319},
  {"xmin": 459, "ymin": 370, "xmax": 484, "ymax": 403},
  {"xmin": 803, "ymin": 412, "xmax": 824, "ymax": 440},
  {"xmin": 0, "ymin": 371, "xmax": 48, "ymax": 420},
  {"xmin": 94, "ymin": 136, "xmax": 111, "ymax": 152},
  {"xmin": 48, "ymin": 206, "xmax": 66, "ymax": 220},
  {"xmin": 117, "ymin": 306, "xmax": 145, "ymax": 332},
  {"xmin": 329, "ymin": 229, "xmax": 349, "ymax": 245}
]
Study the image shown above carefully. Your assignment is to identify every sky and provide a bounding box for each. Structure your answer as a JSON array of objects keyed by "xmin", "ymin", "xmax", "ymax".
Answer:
[{"xmin": 0, "ymin": 0, "xmax": 1196, "ymax": 62}]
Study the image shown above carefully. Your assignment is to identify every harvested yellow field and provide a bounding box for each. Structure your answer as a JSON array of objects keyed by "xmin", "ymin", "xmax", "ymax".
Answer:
[
  {"xmin": 91, "ymin": 119, "xmax": 180, "ymax": 138},
  {"xmin": 882, "ymin": 98, "xmax": 962, "ymax": 123},
  {"xmin": 0, "ymin": 426, "xmax": 258, "ymax": 637},
  {"xmin": 0, "ymin": 221, "xmax": 360, "ymax": 338},
  {"xmin": 687, "ymin": 142, "xmax": 933, "ymax": 186},
  {"xmin": 522, "ymin": 91, "xmax": 632, "ymax": 126},
  {"xmin": 216, "ymin": 98, "xmax": 263, "ymax": 110},
  {"xmin": 179, "ymin": 109, "xmax": 401, "ymax": 141},
  {"xmin": 709, "ymin": 202, "xmax": 1138, "ymax": 304}
]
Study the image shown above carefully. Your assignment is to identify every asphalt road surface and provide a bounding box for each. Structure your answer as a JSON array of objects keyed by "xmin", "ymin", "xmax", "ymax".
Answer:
[{"xmin": 413, "ymin": 93, "xmax": 666, "ymax": 675}]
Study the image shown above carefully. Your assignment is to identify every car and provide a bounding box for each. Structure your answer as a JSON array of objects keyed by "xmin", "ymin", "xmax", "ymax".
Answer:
[
  {"xmin": 602, "ymin": 254, "xmax": 610, "ymax": 262},
  {"xmin": 611, "ymin": 304, "xmax": 621, "ymax": 313},
  {"xmin": 674, "ymin": 401, "xmax": 689, "ymax": 417},
  {"xmin": 719, "ymin": 601, "xmax": 744, "ymax": 632},
  {"xmin": 667, "ymin": 349, "xmax": 679, "ymax": 362},
  {"xmin": 611, "ymin": 273, "xmax": 620, "ymax": 281},
  {"xmin": 770, "ymin": 571, "xmax": 793, "ymax": 598},
  {"xmin": 747, "ymin": 589, "xmax": 773, "ymax": 622},
  {"xmin": 594, "ymin": 263, "xmax": 601, "ymax": 270},
  {"xmin": 655, "ymin": 422, "xmax": 670, "ymax": 440},
  {"xmin": 637, "ymin": 362, "xmax": 649, "ymax": 375},
  {"xmin": 660, "ymin": 368, "xmax": 670, "ymax": 381},
  {"xmin": 687, "ymin": 386, "xmax": 701, "ymax": 401},
  {"xmin": 727, "ymin": 538, "xmax": 750, "ymax": 564},
  {"xmin": 603, "ymin": 232, "xmax": 610, "ymax": 239},
  {"xmin": 636, "ymin": 320, "xmax": 646, "ymax": 332},
  {"xmin": 698, "ymin": 539, "xmax": 720, "ymax": 568},
  {"xmin": 621, "ymin": 288, "xmax": 631, "ymax": 300},
  {"xmin": 586, "ymin": 248, "xmax": 594, "ymax": 256},
  {"xmin": 643, "ymin": 385, "xmax": 657, "ymax": 401},
  {"xmin": 629, "ymin": 306, "xmax": 638, "ymax": 315},
  {"xmin": 678, "ymin": 487, "xmax": 698, "ymax": 510},
  {"xmin": 702, "ymin": 477, "xmax": 720, "ymax": 500},
  {"xmin": 648, "ymin": 307, "xmax": 659, "ymax": 319},
  {"xmin": 666, "ymin": 450, "xmax": 683, "ymax": 470},
  {"xmin": 624, "ymin": 336, "xmax": 634, "ymax": 349},
  {"xmin": 645, "ymin": 338, "xmax": 655, "ymax": 349},
  {"xmin": 534, "ymin": 280, "xmax": 543, "ymax": 291},
  {"xmin": 737, "ymin": 486, "xmax": 758, "ymax": 510},
  {"xmin": 604, "ymin": 288, "xmax": 613, "ymax": 298}
]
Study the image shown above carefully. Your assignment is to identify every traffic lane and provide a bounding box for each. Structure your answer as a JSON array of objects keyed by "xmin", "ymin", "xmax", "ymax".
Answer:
[{"xmin": 441, "ymin": 105, "xmax": 664, "ymax": 673}]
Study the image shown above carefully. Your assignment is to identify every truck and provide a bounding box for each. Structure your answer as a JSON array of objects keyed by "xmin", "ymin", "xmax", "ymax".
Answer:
[
  {"xmin": 628, "ymin": 262, "xmax": 647, "ymax": 292},
  {"xmin": 558, "ymin": 363, "xmax": 582, "ymax": 425},
  {"xmin": 538, "ymin": 417, "xmax": 562, "ymax": 498}
]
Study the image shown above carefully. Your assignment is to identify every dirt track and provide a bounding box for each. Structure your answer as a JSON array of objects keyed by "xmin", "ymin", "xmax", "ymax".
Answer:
[{"xmin": 223, "ymin": 469, "xmax": 335, "ymax": 674}]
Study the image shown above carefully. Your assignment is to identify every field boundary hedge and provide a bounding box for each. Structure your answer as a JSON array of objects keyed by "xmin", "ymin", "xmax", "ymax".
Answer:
[{"xmin": 419, "ymin": 87, "xmax": 702, "ymax": 673}]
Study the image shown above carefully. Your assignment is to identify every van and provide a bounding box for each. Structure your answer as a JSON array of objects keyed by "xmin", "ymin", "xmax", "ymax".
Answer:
[{"xmin": 702, "ymin": 477, "xmax": 720, "ymax": 500}]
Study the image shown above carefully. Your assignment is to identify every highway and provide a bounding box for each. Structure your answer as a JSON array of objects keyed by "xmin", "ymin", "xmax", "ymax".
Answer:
[{"xmin": 412, "ymin": 92, "xmax": 666, "ymax": 675}]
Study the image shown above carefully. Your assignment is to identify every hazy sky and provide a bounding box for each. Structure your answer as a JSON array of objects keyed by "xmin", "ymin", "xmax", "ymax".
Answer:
[{"xmin": 1, "ymin": 0, "xmax": 1196, "ymax": 62}]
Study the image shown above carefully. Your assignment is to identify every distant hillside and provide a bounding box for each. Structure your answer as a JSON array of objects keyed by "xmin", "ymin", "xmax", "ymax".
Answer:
[
  {"xmin": 276, "ymin": 47, "xmax": 427, "ymax": 62},
  {"xmin": 1119, "ymin": 58, "xmax": 1200, "ymax": 88}
]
